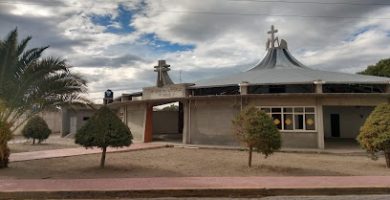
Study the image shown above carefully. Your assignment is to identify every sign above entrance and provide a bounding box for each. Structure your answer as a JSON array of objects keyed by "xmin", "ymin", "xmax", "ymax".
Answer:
[{"xmin": 142, "ymin": 84, "xmax": 190, "ymax": 100}]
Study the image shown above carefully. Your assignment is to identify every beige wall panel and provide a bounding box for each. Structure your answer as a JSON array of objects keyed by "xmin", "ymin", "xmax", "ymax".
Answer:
[
  {"xmin": 189, "ymin": 99, "xmax": 241, "ymax": 146},
  {"xmin": 189, "ymin": 97, "xmax": 320, "ymax": 148},
  {"xmin": 281, "ymin": 132, "xmax": 318, "ymax": 148},
  {"xmin": 40, "ymin": 111, "xmax": 62, "ymax": 134},
  {"xmin": 126, "ymin": 104, "xmax": 146, "ymax": 141},
  {"xmin": 68, "ymin": 110, "xmax": 96, "ymax": 134},
  {"xmin": 323, "ymin": 106, "xmax": 374, "ymax": 138},
  {"xmin": 152, "ymin": 111, "xmax": 179, "ymax": 134},
  {"xmin": 247, "ymin": 96, "xmax": 317, "ymax": 106},
  {"xmin": 322, "ymin": 96, "xmax": 388, "ymax": 106}
]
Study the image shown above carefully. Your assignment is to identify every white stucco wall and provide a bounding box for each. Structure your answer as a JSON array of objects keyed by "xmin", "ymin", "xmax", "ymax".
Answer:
[
  {"xmin": 40, "ymin": 111, "xmax": 62, "ymax": 134},
  {"xmin": 126, "ymin": 104, "xmax": 146, "ymax": 141},
  {"xmin": 68, "ymin": 109, "xmax": 96, "ymax": 134},
  {"xmin": 13, "ymin": 110, "xmax": 62, "ymax": 135}
]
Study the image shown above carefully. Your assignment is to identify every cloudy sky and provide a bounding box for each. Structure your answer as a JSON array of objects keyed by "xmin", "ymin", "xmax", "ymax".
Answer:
[{"xmin": 1, "ymin": 0, "xmax": 390, "ymax": 102}]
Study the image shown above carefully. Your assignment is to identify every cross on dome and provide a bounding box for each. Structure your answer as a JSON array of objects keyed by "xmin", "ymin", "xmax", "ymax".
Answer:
[
  {"xmin": 153, "ymin": 60, "xmax": 174, "ymax": 87},
  {"xmin": 266, "ymin": 25, "xmax": 280, "ymax": 49}
]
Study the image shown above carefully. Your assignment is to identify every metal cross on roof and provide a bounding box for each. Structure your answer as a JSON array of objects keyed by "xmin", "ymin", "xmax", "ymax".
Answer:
[
  {"xmin": 266, "ymin": 25, "xmax": 279, "ymax": 49},
  {"xmin": 154, "ymin": 60, "xmax": 174, "ymax": 87}
]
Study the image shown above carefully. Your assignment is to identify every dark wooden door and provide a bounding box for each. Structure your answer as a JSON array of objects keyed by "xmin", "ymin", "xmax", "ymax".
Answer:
[
  {"xmin": 330, "ymin": 114, "xmax": 340, "ymax": 138},
  {"xmin": 144, "ymin": 105, "xmax": 153, "ymax": 142}
]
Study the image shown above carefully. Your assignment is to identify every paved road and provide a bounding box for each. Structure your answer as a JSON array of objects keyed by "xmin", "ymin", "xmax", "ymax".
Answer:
[
  {"xmin": 261, "ymin": 195, "xmax": 390, "ymax": 200},
  {"xmin": 90, "ymin": 196, "xmax": 390, "ymax": 200},
  {"xmin": 132, "ymin": 196, "xmax": 390, "ymax": 200}
]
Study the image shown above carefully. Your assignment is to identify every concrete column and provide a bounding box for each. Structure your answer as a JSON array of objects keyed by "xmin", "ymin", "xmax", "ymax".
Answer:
[
  {"xmin": 143, "ymin": 104, "xmax": 153, "ymax": 143},
  {"xmin": 314, "ymin": 80, "xmax": 324, "ymax": 93},
  {"xmin": 124, "ymin": 106, "xmax": 128, "ymax": 126},
  {"xmin": 182, "ymin": 101, "xmax": 190, "ymax": 144},
  {"xmin": 239, "ymin": 81, "xmax": 249, "ymax": 95},
  {"xmin": 316, "ymin": 98, "xmax": 325, "ymax": 149},
  {"xmin": 386, "ymin": 84, "xmax": 390, "ymax": 93}
]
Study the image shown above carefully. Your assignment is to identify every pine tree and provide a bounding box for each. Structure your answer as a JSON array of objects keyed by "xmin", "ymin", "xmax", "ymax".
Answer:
[
  {"xmin": 75, "ymin": 106, "xmax": 133, "ymax": 168},
  {"xmin": 357, "ymin": 103, "xmax": 390, "ymax": 167},
  {"xmin": 22, "ymin": 116, "xmax": 51, "ymax": 144},
  {"xmin": 232, "ymin": 106, "xmax": 281, "ymax": 167}
]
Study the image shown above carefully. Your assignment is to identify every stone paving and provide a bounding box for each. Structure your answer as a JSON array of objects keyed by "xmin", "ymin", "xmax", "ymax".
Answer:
[
  {"xmin": 1, "ymin": 176, "xmax": 390, "ymax": 199},
  {"xmin": 9, "ymin": 143, "xmax": 169, "ymax": 162},
  {"xmin": 3, "ymin": 142, "xmax": 388, "ymax": 198}
]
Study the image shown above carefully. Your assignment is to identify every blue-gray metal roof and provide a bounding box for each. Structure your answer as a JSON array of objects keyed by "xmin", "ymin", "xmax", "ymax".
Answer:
[{"xmin": 192, "ymin": 46, "xmax": 390, "ymax": 88}]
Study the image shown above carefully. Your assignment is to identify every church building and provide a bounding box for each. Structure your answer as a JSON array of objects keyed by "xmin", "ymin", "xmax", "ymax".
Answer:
[{"xmin": 107, "ymin": 26, "xmax": 390, "ymax": 149}]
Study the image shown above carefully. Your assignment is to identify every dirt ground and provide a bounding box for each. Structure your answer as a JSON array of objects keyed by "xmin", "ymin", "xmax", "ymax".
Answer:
[
  {"xmin": 1, "ymin": 147, "xmax": 389, "ymax": 179},
  {"xmin": 7, "ymin": 134, "xmax": 79, "ymax": 153}
]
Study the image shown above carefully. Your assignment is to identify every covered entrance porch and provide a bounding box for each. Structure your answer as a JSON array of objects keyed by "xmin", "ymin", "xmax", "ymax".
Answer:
[
  {"xmin": 144, "ymin": 100, "xmax": 185, "ymax": 143},
  {"xmin": 322, "ymin": 105, "xmax": 374, "ymax": 150}
]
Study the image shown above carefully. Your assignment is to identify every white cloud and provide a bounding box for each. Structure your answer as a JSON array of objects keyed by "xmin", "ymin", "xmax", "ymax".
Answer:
[{"xmin": 1, "ymin": 0, "xmax": 390, "ymax": 103}]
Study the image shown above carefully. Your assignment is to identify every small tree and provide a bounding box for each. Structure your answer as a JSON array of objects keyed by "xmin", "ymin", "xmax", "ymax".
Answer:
[
  {"xmin": 75, "ymin": 106, "xmax": 133, "ymax": 168},
  {"xmin": 21, "ymin": 116, "xmax": 51, "ymax": 144},
  {"xmin": 357, "ymin": 103, "xmax": 390, "ymax": 167},
  {"xmin": 232, "ymin": 106, "xmax": 281, "ymax": 167}
]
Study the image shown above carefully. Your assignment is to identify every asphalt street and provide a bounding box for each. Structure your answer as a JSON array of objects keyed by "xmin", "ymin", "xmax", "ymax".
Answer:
[{"xmin": 128, "ymin": 196, "xmax": 390, "ymax": 200}]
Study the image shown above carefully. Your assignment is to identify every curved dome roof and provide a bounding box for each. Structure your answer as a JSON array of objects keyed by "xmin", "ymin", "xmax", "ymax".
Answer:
[
  {"xmin": 249, "ymin": 42, "xmax": 308, "ymax": 70},
  {"xmin": 192, "ymin": 26, "xmax": 390, "ymax": 88}
]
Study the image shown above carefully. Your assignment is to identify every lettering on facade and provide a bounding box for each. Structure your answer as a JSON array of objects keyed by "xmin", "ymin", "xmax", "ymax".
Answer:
[{"xmin": 143, "ymin": 85, "xmax": 187, "ymax": 100}]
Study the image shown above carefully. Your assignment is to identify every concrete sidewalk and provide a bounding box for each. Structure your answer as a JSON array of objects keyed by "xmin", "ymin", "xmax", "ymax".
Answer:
[
  {"xmin": 9, "ymin": 143, "xmax": 169, "ymax": 162},
  {"xmin": 1, "ymin": 176, "xmax": 390, "ymax": 199}
]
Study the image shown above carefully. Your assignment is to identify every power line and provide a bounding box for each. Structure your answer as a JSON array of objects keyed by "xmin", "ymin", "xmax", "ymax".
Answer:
[
  {"xmin": 0, "ymin": 0, "xmax": 137, "ymax": 8},
  {"xmin": 150, "ymin": 9, "xmax": 390, "ymax": 20},
  {"xmin": 2, "ymin": 0, "xmax": 390, "ymax": 7},
  {"xmin": 0, "ymin": 0, "xmax": 389, "ymax": 20},
  {"xmin": 230, "ymin": 0, "xmax": 390, "ymax": 6}
]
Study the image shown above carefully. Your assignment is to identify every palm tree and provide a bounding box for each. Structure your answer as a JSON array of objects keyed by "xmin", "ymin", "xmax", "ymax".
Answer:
[{"xmin": 0, "ymin": 29, "xmax": 89, "ymax": 168}]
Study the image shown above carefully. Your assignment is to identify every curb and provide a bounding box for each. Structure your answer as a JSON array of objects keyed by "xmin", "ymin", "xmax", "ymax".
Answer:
[
  {"xmin": 172, "ymin": 144, "xmax": 367, "ymax": 156},
  {"xmin": 2, "ymin": 187, "xmax": 390, "ymax": 199},
  {"xmin": 10, "ymin": 144, "xmax": 171, "ymax": 162}
]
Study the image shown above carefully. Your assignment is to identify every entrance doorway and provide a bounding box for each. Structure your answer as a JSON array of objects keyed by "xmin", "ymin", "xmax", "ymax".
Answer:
[
  {"xmin": 330, "ymin": 114, "xmax": 340, "ymax": 138},
  {"xmin": 323, "ymin": 106, "xmax": 374, "ymax": 150},
  {"xmin": 145, "ymin": 102, "xmax": 184, "ymax": 143}
]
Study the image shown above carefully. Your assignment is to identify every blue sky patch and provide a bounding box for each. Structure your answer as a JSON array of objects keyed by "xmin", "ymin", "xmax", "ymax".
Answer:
[
  {"xmin": 90, "ymin": 4, "xmax": 135, "ymax": 34},
  {"xmin": 140, "ymin": 33, "xmax": 195, "ymax": 52},
  {"xmin": 345, "ymin": 25, "xmax": 377, "ymax": 42}
]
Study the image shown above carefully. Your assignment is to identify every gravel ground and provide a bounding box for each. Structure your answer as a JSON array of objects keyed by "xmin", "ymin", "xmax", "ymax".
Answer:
[
  {"xmin": 1, "ymin": 147, "xmax": 389, "ymax": 179},
  {"xmin": 7, "ymin": 134, "xmax": 79, "ymax": 153}
]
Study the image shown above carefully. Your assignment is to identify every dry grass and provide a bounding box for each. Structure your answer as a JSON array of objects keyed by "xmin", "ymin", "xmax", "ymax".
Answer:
[
  {"xmin": 1, "ymin": 147, "xmax": 389, "ymax": 179},
  {"xmin": 8, "ymin": 134, "xmax": 79, "ymax": 153}
]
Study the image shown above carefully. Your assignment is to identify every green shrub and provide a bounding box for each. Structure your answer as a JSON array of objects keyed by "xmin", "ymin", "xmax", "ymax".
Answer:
[
  {"xmin": 357, "ymin": 103, "xmax": 390, "ymax": 157},
  {"xmin": 232, "ymin": 106, "xmax": 281, "ymax": 167},
  {"xmin": 75, "ymin": 106, "xmax": 133, "ymax": 168},
  {"xmin": 22, "ymin": 116, "xmax": 51, "ymax": 144}
]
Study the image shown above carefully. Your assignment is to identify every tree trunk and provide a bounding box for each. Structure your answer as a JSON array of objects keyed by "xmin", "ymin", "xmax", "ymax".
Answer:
[
  {"xmin": 100, "ymin": 146, "xmax": 107, "ymax": 168},
  {"xmin": 0, "ymin": 143, "xmax": 10, "ymax": 168},
  {"xmin": 33, "ymin": 138, "xmax": 35, "ymax": 145},
  {"xmin": 248, "ymin": 145, "xmax": 253, "ymax": 167},
  {"xmin": 385, "ymin": 149, "xmax": 390, "ymax": 168}
]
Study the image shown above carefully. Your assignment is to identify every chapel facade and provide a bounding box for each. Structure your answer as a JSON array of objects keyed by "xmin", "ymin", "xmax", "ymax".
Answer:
[{"xmin": 107, "ymin": 26, "xmax": 390, "ymax": 149}]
